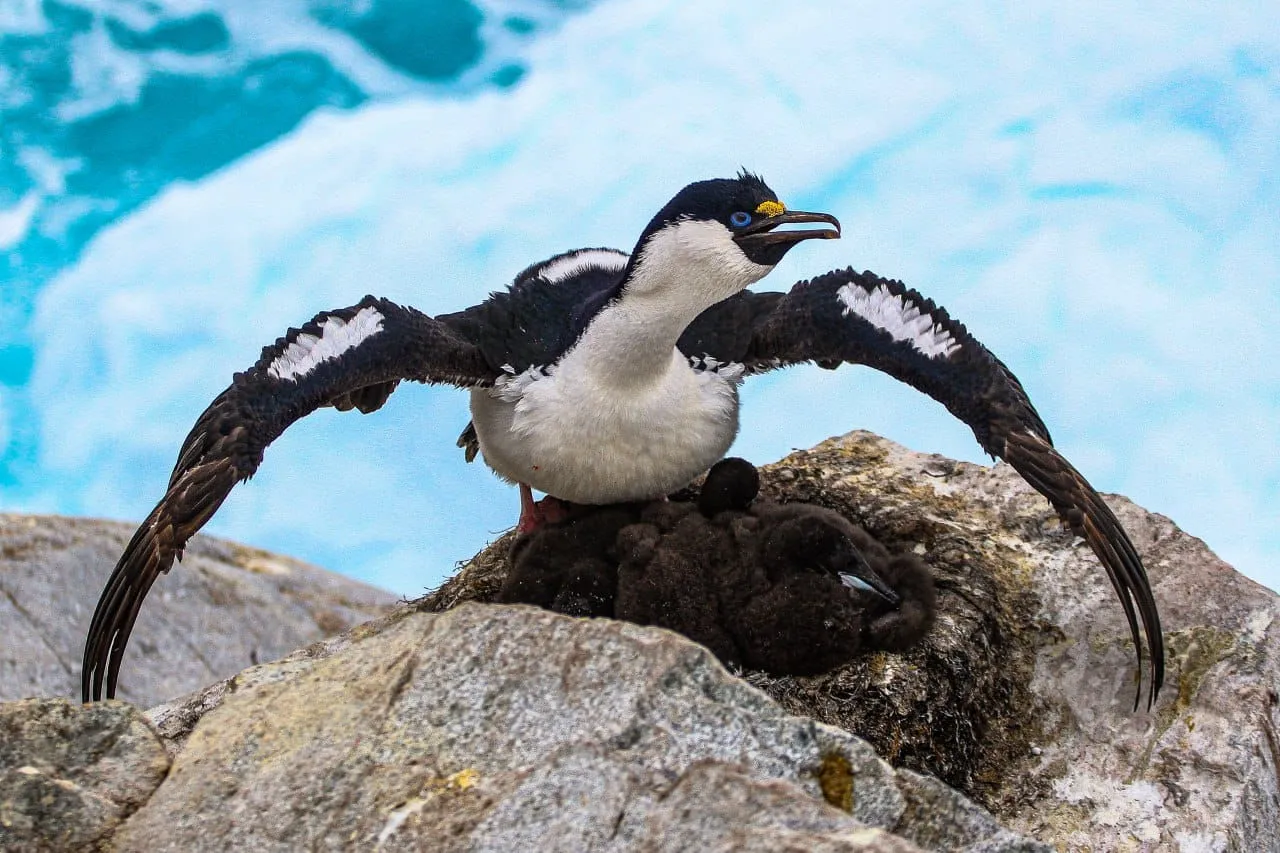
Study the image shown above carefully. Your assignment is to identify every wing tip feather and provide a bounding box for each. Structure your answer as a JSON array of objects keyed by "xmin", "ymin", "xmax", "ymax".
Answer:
[{"xmin": 1006, "ymin": 431, "xmax": 1165, "ymax": 711}]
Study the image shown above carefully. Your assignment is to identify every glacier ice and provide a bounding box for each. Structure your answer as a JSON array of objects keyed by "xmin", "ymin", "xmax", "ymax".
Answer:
[{"xmin": 7, "ymin": 0, "xmax": 1280, "ymax": 595}]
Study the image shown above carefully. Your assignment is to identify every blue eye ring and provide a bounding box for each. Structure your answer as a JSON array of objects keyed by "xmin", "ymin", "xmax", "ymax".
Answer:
[{"xmin": 729, "ymin": 211, "xmax": 752, "ymax": 228}]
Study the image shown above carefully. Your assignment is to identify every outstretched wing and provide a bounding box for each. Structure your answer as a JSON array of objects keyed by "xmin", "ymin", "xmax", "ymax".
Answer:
[
  {"xmin": 83, "ymin": 296, "xmax": 496, "ymax": 701},
  {"xmin": 710, "ymin": 268, "xmax": 1163, "ymax": 709}
]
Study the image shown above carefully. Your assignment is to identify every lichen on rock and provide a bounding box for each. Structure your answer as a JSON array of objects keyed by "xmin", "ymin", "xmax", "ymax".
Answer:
[
  {"xmin": 3, "ymin": 429, "xmax": 1275, "ymax": 851},
  {"xmin": 418, "ymin": 431, "xmax": 1280, "ymax": 851}
]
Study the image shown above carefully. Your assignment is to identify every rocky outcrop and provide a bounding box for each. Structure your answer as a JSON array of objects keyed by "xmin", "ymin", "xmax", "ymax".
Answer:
[
  {"xmin": 0, "ymin": 699, "xmax": 168, "ymax": 851},
  {"xmin": 15, "ymin": 605, "xmax": 1040, "ymax": 852},
  {"xmin": 0, "ymin": 514, "xmax": 397, "ymax": 707},
  {"xmin": 420, "ymin": 431, "xmax": 1280, "ymax": 851},
  {"xmin": 2, "ymin": 431, "xmax": 1276, "ymax": 851},
  {"xmin": 127, "ymin": 605, "xmax": 972, "ymax": 851}
]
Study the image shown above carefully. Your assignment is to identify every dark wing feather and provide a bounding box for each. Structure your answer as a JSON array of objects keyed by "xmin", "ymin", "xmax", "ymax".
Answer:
[
  {"xmin": 438, "ymin": 248, "xmax": 629, "ymax": 374},
  {"xmin": 678, "ymin": 290, "xmax": 784, "ymax": 364},
  {"xmin": 83, "ymin": 296, "xmax": 495, "ymax": 701},
  {"xmin": 737, "ymin": 268, "xmax": 1163, "ymax": 709},
  {"xmin": 443, "ymin": 247, "xmax": 629, "ymax": 464}
]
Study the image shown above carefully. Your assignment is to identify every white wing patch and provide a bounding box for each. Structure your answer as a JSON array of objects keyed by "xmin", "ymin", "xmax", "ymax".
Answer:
[
  {"xmin": 267, "ymin": 305, "xmax": 385, "ymax": 381},
  {"xmin": 836, "ymin": 283, "xmax": 961, "ymax": 359},
  {"xmin": 536, "ymin": 249, "xmax": 628, "ymax": 284}
]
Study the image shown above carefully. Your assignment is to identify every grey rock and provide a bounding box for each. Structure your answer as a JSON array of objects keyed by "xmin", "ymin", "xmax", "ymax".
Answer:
[
  {"xmin": 0, "ymin": 513, "xmax": 397, "ymax": 707},
  {"xmin": 144, "ymin": 604, "xmax": 410, "ymax": 754},
  {"xmin": 9, "ymin": 430, "xmax": 1272, "ymax": 851},
  {"xmin": 0, "ymin": 698, "xmax": 169, "ymax": 851},
  {"xmin": 777, "ymin": 433, "xmax": 1280, "ymax": 853},
  {"xmin": 894, "ymin": 769, "xmax": 1050, "ymax": 853},
  {"xmin": 114, "ymin": 604, "xmax": 940, "ymax": 851},
  {"xmin": 418, "ymin": 431, "xmax": 1280, "ymax": 851}
]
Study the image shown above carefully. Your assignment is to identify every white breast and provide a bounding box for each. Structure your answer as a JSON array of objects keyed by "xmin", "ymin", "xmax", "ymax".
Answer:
[
  {"xmin": 469, "ymin": 349, "xmax": 743, "ymax": 504},
  {"xmin": 471, "ymin": 218, "xmax": 768, "ymax": 504}
]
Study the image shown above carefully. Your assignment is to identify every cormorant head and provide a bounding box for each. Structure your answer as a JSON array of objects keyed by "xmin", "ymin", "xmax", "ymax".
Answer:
[{"xmin": 624, "ymin": 171, "xmax": 840, "ymax": 303}]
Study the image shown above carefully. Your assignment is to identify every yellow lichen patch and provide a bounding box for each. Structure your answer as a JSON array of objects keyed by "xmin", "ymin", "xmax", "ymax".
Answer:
[
  {"xmin": 402, "ymin": 767, "xmax": 481, "ymax": 803},
  {"xmin": 817, "ymin": 752, "xmax": 854, "ymax": 813},
  {"xmin": 447, "ymin": 768, "xmax": 479, "ymax": 791},
  {"xmin": 755, "ymin": 200, "xmax": 785, "ymax": 217}
]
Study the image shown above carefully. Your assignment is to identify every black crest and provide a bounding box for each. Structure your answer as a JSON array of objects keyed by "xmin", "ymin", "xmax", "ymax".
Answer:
[{"xmin": 631, "ymin": 170, "xmax": 781, "ymax": 254}]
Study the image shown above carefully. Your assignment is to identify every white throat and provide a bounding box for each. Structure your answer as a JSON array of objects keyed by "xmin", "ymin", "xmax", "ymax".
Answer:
[{"xmin": 574, "ymin": 219, "xmax": 771, "ymax": 384}]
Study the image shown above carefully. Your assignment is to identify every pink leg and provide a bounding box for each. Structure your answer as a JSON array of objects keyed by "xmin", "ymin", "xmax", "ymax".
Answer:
[
  {"xmin": 516, "ymin": 484, "xmax": 572, "ymax": 533},
  {"xmin": 517, "ymin": 483, "xmax": 540, "ymax": 533}
]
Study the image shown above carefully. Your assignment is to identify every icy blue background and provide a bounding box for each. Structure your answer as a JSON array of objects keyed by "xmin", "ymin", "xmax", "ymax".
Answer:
[{"xmin": 2, "ymin": 0, "xmax": 1276, "ymax": 596}]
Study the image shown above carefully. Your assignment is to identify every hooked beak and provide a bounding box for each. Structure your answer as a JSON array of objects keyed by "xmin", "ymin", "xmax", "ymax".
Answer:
[
  {"xmin": 733, "ymin": 210, "xmax": 841, "ymax": 265},
  {"xmin": 838, "ymin": 554, "xmax": 901, "ymax": 608}
]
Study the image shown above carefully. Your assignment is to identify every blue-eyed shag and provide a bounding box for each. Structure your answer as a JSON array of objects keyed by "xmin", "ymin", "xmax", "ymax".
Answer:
[{"xmin": 82, "ymin": 172, "xmax": 1163, "ymax": 708}]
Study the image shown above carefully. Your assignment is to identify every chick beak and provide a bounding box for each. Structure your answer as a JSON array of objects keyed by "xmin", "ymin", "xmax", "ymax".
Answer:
[{"xmin": 838, "ymin": 553, "xmax": 901, "ymax": 607}]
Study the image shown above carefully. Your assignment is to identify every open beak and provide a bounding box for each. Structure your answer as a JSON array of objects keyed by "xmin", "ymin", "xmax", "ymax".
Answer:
[{"xmin": 733, "ymin": 210, "xmax": 841, "ymax": 265}]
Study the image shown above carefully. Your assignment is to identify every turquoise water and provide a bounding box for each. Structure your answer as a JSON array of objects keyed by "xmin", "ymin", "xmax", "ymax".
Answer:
[{"xmin": 1, "ymin": 0, "xmax": 581, "ymax": 486}]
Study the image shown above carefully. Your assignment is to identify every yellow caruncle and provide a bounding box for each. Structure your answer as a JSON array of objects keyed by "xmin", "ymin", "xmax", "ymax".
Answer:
[{"xmin": 754, "ymin": 200, "xmax": 786, "ymax": 217}]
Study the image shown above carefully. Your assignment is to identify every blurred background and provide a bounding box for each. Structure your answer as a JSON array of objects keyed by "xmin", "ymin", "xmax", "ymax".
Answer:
[{"xmin": 1, "ymin": 0, "xmax": 1276, "ymax": 596}]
